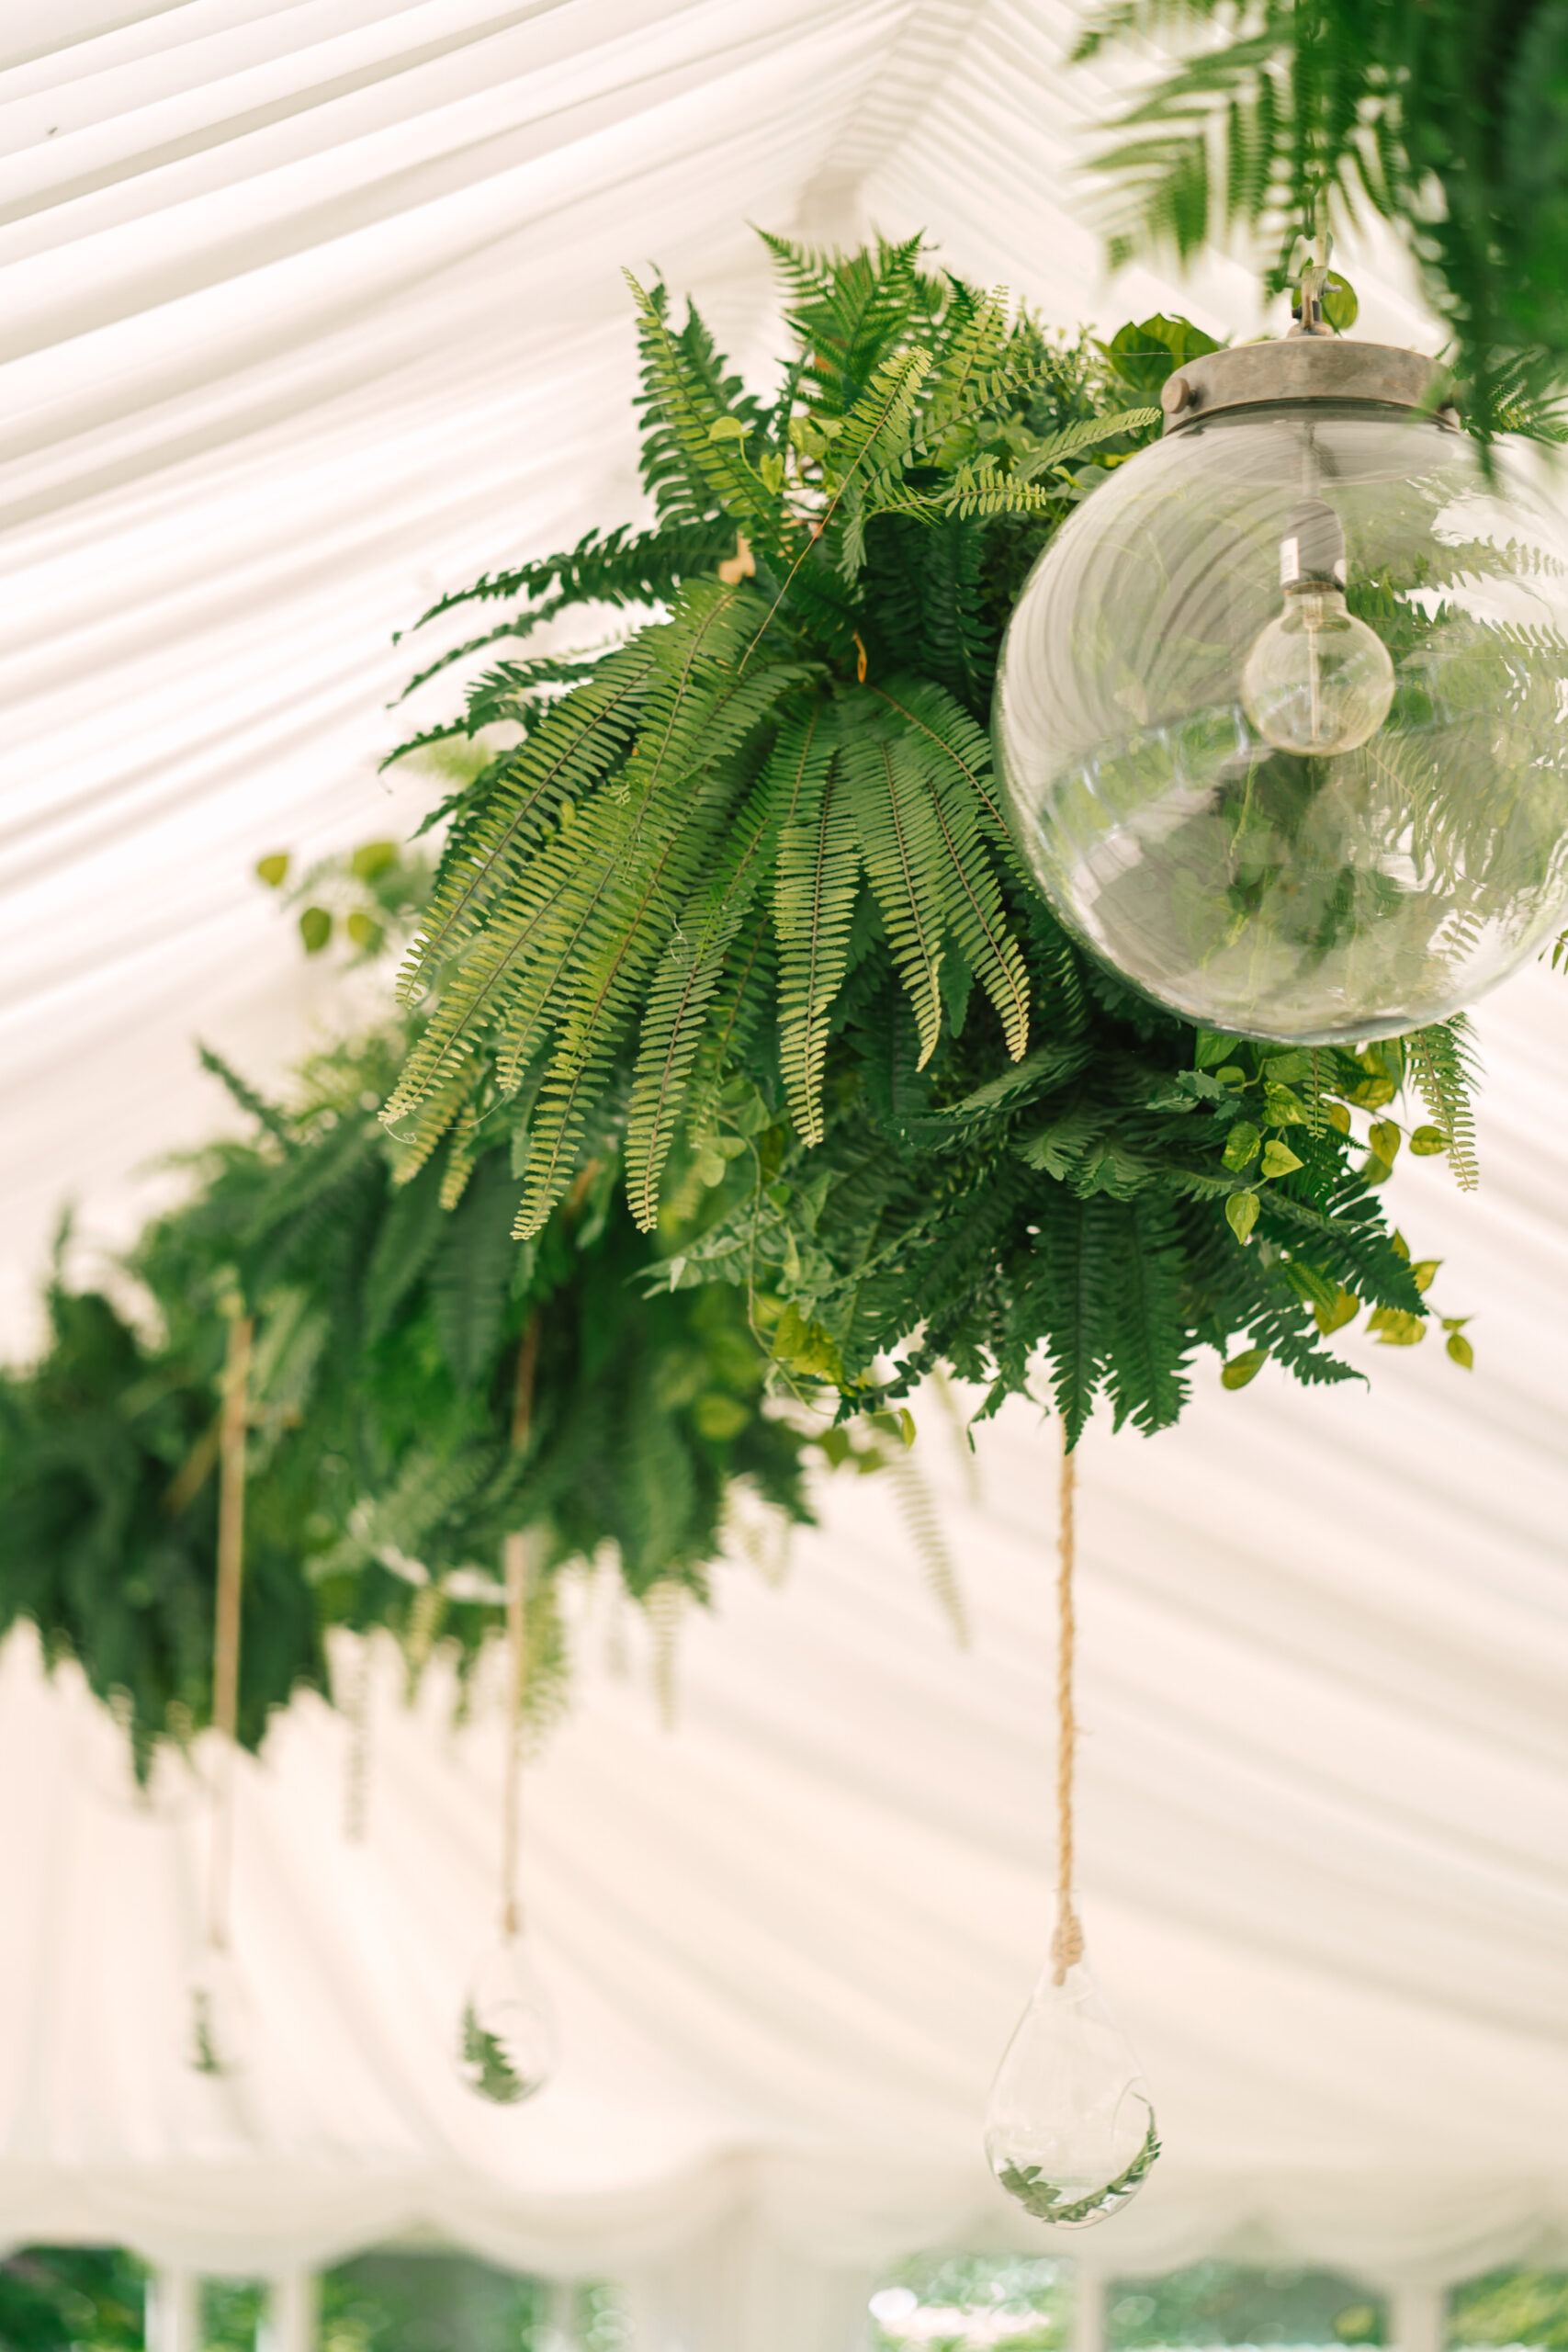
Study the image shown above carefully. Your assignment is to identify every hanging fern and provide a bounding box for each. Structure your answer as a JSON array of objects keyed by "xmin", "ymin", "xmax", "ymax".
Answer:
[{"xmin": 386, "ymin": 236, "xmax": 1473, "ymax": 1445}]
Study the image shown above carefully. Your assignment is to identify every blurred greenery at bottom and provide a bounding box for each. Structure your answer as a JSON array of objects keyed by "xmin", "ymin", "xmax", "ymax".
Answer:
[
  {"xmin": 0, "ymin": 2250, "xmax": 629, "ymax": 2352},
  {"xmin": 870, "ymin": 2258, "xmax": 1568, "ymax": 2352},
  {"xmin": 6, "ymin": 2245, "xmax": 1568, "ymax": 2352}
]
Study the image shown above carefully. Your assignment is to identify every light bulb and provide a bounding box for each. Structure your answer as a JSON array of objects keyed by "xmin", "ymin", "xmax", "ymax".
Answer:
[
  {"xmin": 984, "ymin": 1933, "xmax": 1158, "ymax": 2230},
  {"xmin": 1242, "ymin": 589, "xmax": 1394, "ymax": 755},
  {"xmin": 457, "ymin": 1934, "xmax": 558, "ymax": 2106}
]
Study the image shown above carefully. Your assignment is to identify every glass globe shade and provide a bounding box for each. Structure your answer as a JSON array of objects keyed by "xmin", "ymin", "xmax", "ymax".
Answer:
[{"xmin": 994, "ymin": 400, "xmax": 1568, "ymax": 1042}]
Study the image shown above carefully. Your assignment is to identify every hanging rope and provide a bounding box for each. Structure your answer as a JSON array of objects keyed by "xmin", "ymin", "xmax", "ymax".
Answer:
[
  {"xmin": 343, "ymin": 1635, "xmax": 372, "ymax": 1845},
  {"xmin": 1052, "ymin": 1425, "xmax": 1083, "ymax": 1984},
  {"xmin": 207, "ymin": 1306, "xmax": 253, "ymax": 1954},
  {"xmin": 500, "ymin": 1312, "xmax": 541, "ymax": 1943}
]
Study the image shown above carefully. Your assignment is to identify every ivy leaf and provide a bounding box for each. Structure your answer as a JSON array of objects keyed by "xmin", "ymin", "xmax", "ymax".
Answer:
[
  {"xmin": 1321, "ymin": 272, "xmax": 1359, "ymax": 332},
  {"xmin": 1220, "ymin": 1347, "xmax": 1268, "ymax": 1389},
  {"xmin": 1368, "ymin": 1304, "xmax": 1426, "ymax": 1346},
  {"xmin": 1260, "ymin": 1139, "xmax": 1303, "ymax": 1179},
  {"xmin": 1222, "ymin": 1121, "xmax": 1261, "ymax": 1170},
  {"xmin": 1225, "ymin": 1190, "xmax": 1259, "ymax": 1242}
]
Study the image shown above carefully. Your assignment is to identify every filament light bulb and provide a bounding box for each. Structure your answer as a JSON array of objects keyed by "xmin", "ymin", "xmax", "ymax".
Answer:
[{"xmin": 1241, "ymin": 496, "xmax": 1394, "ymax": 756}]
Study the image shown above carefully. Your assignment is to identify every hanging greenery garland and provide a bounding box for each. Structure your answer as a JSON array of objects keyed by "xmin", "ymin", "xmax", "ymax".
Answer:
[
  {"xmin": 383, "ymin": 236, "xmax": 1474, "ymax": 1443},
  {"xmin": 0, "ymin": 847, "xmax": 856, "ymax": 1769},
  {"xmin": 0, "ymin": 241, "xmax": 1485, "ymax": 1767}
]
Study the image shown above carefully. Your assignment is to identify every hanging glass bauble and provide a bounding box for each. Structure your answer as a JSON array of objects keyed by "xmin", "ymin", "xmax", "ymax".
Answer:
[
  {"xmin": 994, "ymin": 335, "xmax": 1568, "ymax": 1043},
  {"xmin": 186, "ymin": 1946, "xmax": 253, "ymax": 2078},
  {"xmin": 985, "ymin": 1926, "xmax": 1158, "ymax": 2229},
  {"xmin": 457, "ymin": 1935, "xmax": 558, "ymax": 2106}
]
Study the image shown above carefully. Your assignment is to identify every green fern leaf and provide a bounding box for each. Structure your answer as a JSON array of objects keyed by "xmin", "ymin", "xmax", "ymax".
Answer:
[
  {"xmin": 1404, "ymin": 1015, "xmax": 1481, "ymax": 1191},
  {"xmin": 396, "ymin": 643, "xmax": 651, "ymax": 1002},
  {"xmin": 624, "ymin": 718, "xmax": 819, "ymax": 1228},
  {"xmin": 840, "ymin": 729, "xmax": 946, "ymax": 1067},
  {"xmin": 429, "ymin": 1153, "xmax": 518, "ymax": 1390},
  {"xmin": 774, "ymin": 724, "xmax": 859, "ymax": 1144}
]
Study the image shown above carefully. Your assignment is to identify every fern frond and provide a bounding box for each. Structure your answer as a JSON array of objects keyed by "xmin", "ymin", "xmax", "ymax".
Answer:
[
  {"xmin": 402, "ymin": 519, "xmax": 739, "ymax": 636},
  {"xmin": 197, "ymin": 1044, "xmax": 290, "ymax": 1144},
  {"xmin": 513, "ymin": 775, "xmax": 737, "ymax": 1235},
  {"xmin": 384, "ymin": 1063, "xmax": 482, "ymax": 1186},
  {"xmin": 841, "ymin": 729, "xmax": 946, "ymax": 1066},
  {"xmin": 429, "ymin": 1153, "xmax": 518, "ymax": 1388},
  {"xmin": 1405, "ymin": 1015, "xmax": 1481, "ymax": 1191},
  {"xmin": 627, "ymin": 275, "xmax": 793, "ymax": 553},
  {"xmin": 497, "ymin": 658, "xmax": 802, "ymax": 1117},
  {"xmin": 633, "ymin": 283, "xmax": 768, "ymax": 526},
  {"xmin": 760, "ymin": 230, "xmax": 932, "ymax": 410},
  {"xmin": 887, "ymin": 698, "xmax": 1031, "ymax": 1058},
  {"xmin": 774, "ymin": 729, "xmax": 859, "ymax": 1144},
  {"xmin": 1034, "ymin": 1192, "xmax": 1119, "ymax": 1444},
  {"xmin": 361, "ymin": 1158, "xmax": 447, "ymax": 1342},
  {"xmin": 396, "ymin": 642, "xmax": 652, "ymax": 1001},
  {"xmin": 887, "ymin": 1442, "xmax": 969, "ymax": 1646},
  {"xmin": 832, "ymin": 347, "xmax": 935, "ymax": 580},
  {"xmin": 1106, "ymin": 1195, "xmax": 1190, "ymax": 1432},
  {"xmin": 1011, "ymin": 406, "xmax": 1163, "ymax": 479},
  {"xmin": 625, "ymin": 717, "xmax": 820, "ymax": 1227},
  {"xmin": 868, "ymin": 678, "xmax": 1024, "ymax": 866},
  {"xmin": 910, "ymin": 286, "xmax": 1012, "ymax": 447}
]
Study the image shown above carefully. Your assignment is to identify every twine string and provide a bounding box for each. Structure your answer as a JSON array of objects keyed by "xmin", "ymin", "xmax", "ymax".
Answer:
[
  {"xmin": 500, "ymin": 1313, "xmax": 541, "ymax": 1943},
  {"xmin": 208, "ymin": 1309, "xmax": 253, "ymax": 1954},
  {"xmin": 1052, "ymin": 1425, "xmax": 1083, "ymax": 1985},
  {"xmin": 344, "ymin": 1636, "xmax": 372, "ymax": 1845}
]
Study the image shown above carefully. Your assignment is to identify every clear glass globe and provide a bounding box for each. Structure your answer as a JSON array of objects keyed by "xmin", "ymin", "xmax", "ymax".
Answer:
[{"xmin": 994, "ymin": 401, "xmax": 1568, "ymax": 1042}]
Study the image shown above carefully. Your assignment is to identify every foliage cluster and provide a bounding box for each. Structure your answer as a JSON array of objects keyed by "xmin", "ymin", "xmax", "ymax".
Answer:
[
  {"xmin": 0, "ymin": 852, "xmax": 820, "ymax": 1766},
  {"xmin": 385, "ymin": 236, "xmax": 1469, "ymax": 1445},
  {"xmin": 1072, "ymin": 0, "xmax": 1568, "ymax": 434},
  {"xmin": 1108, "ymin": 2263, "xmax": 1386, "ymax": 2348},
  {"xmin": 0, "ymin": 2252, "xmax": 144, "ymax": 2352},
  {"xmin": 1450, "ymin": 2271, "xmax": 1568, "ymax": 2352}
]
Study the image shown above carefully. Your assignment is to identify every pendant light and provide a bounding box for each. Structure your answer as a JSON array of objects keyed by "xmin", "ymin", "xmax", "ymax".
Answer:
[{"xmin": 993, "ymin": 236, "xmax": 1568, "ymax": 1044}]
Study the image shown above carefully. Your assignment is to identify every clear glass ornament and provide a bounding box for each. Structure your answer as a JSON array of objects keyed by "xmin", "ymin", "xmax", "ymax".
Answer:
[
  {"xmin": 186, "ymin": 1946, "xmax": 252, "ymax": 2078},
  {"xmin": 1242, "ymin": 589, "xmax": 1395, "ymax": 755},
  {"xmin": 457, "ymin": 1934, "xmax": 557, "ymax": 2106},
  {"xmin": 985, "ymin": 1914, "xmax": 1158, "ymax": 2229},
  {"xmin": 994, "ymin": 402, "xmax": 1568, "ymax": 1042}
]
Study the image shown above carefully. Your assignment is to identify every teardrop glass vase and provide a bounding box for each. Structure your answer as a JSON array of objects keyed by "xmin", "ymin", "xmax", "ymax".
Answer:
[
  {"xmin": 186, "ymin": 1945, "xmax": 253, "ymax": 2078},
  {"xmin": 985, "ymin": 1920, "xmax": 1158, "ymax": 2229},
  {"xmin": 457, "ymin": 1934, "xmax": 558, "ymax": 2106}
]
